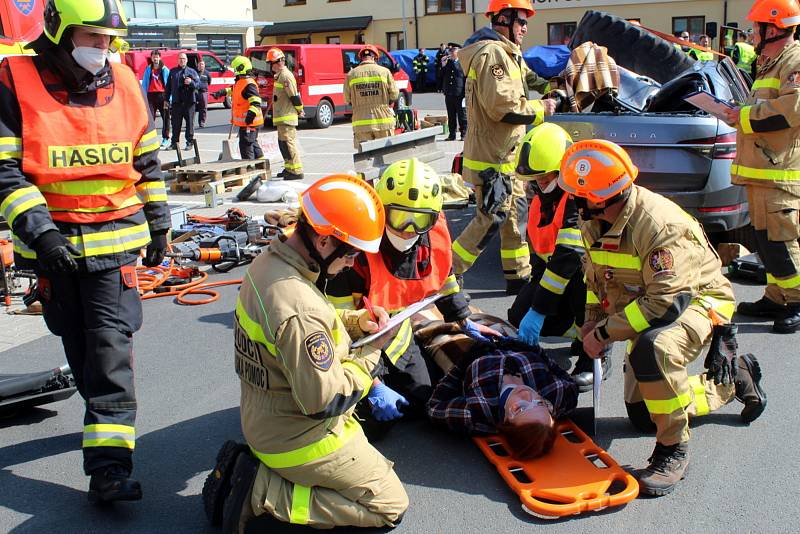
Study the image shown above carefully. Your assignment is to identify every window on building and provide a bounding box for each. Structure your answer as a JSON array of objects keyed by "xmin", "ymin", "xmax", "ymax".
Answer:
[
  {"xmin": 386, "ymin": 31, "xmax": 405, "ymax": 51},
  {"xmin": 426, "ymin": 0, "xmax": 466, "ymax": 14},
  {"xmin": 547, "ymin": 22, "xmax": 576, "ymax": 45},
  {"xmin": 122, "ymin": 1, "xmax": 176, "ymax": 19},
  {"xmin": 289, "ymin": 37, "xmax": 311, "ymax": 44},
  {"xmin": 327, "ymin": 36, "xmax": 341, "ymax": 44},
  {"xmin": 285, "ymin": 0, "xmax": 306, "ymax": 6},
  {"xmin": 196, "ymin": 34, "xmax": 244, "ymax": 65},
  {"xmin": 673, "ymin": 16, "xmax": 705, "ymax": 41},
  {"xmin": 252, "ymin": 0, "xmax": 257, "ymax": 9},
  {"xmin": 126, "ymin": 26, "xmax": 179, "ymax": 48}
]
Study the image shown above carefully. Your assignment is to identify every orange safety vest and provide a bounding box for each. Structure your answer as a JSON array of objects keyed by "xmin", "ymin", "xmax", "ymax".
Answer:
[
  {"xmin": 528, "ymin": 192, "xmax": 568, "ymax": 256},
  {"xmin": 8, "ymin": 56, "xmax": 147, "ymax": 225},
  {"xmin": 365, "ymin": 213, "xmax": 452, "ymax": 312},
  {"xmin": 232, "ymin": 77, "xmax": 264, "ymax": 127}
]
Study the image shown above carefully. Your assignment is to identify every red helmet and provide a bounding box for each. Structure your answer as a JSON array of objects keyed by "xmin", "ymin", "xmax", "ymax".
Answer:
[
  {"xmin": 485, "ymin": 0, "xmax": 535, "ymax": 18},
  {"xmin": 747, "ymin": 0, "xmax": 800, "ymax": 29},
  {"xmin": 358, "ymin": 44, "xmax": 380, "ymax": 59}
]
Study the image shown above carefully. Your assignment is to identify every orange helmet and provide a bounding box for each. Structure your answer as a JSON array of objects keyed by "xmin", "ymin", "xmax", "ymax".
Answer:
[
  {"xmin": 299, "ymin": 174, "xmax": 385, "ymax": 253},
  {"xmin": 358, "ymin": 44, "xmax": 380, "ymax": 59},
  {"xmin": 485, "ymin": 0, "xmax": 535, "ymax": 18},
  {"xmin": 747, "ymin": 0, "xmax": 800, "ymax": 28},
  {"xmin": 266, "ymin": 48, "xmax": 285, "ymax": 62},
  {"xmin": 558, "ymin": 140, "xmax": 638, "ymax": 203}
]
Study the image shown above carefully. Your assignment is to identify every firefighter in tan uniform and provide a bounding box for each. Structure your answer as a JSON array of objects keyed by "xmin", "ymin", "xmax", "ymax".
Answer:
[
  {"xmin": 344, "ymin": 45, "xmax": 399, "ymax": 150},
  {"xmin": 203, "ymin": 175, "xmax": 408, "ymax": 533},
  {"xmin": 723, "ymin": 0, "xmax": 800, "ymax": 333},
  {"xmin": 559, "ymin": 140, "xmax": 767, "ymax": 497},
  {"xmin": 269, "ymin": 48, "xmax": 305, "ymax": 180},
  {"xmin": 450, "ymin": 0, "xmax": 557, "ymax": 295}
]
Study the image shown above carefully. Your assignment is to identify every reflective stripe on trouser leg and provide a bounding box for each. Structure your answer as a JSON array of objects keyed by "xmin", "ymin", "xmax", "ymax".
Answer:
[
  {"xmin": 252, "ymin": 432, "xmax": 409, "ymax": 528},
  {"xmin": 686, "ymin": 373, "xmax": 735, "ymax": 417},
  {"xmin": 628, "ymin": 319, "xmax": 703, "ymax": 445},
  {"xmin": 499, "ymin": 178, "xmax": 531, "ymax": 280},
  {"xmin": 451, "ymin": 186, "xmax": 503, "ymax": 275},
  {"xmin": 277, "ymin": 123, "xmax": 303, "ymax": 173}
]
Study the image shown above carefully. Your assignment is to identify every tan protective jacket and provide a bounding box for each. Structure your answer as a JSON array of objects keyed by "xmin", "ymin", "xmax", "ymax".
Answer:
[
  {"xmin": 272, "ymin": 66, "xmax": 301, "ymax": 127},
  {"xmin": 733, "ymin": 40, "xmax": 800, "ymax": 195},
  {"xmin": 344, "ymin": 59, "xmax": 399, "ymax": 134},
  {"xmin": 582, "ymin": 186, "xmax": 735, "ymax": 343},
  {"xmin": 460, "ymin": 30, "xmax": 547, "ymax": 185},
  {"xmin": 235, "ymin": 238, "xmax": 381, "ymax": 467}
]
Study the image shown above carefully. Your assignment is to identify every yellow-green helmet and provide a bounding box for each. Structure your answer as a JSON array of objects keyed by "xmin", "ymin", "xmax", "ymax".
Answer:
[
  {"xmin": 44, "ymin": 0, "xmax": 128, "ymax": 45},
  {"xmin": 230, "ymin": 56, "xmax": 253, "ymax": 75},
  {"xmin": 515, "ymin": 123, "xmax": 573, "ymax": 177},
  {"xmin": 375, "ymin": 158, "xmax": 443, "ymax": 234}
]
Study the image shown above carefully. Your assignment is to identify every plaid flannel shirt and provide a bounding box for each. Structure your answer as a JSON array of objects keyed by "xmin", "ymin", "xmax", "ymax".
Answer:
[{"xmin": 427, "ymin": 347, "xmax": 578, "ymax": 435}]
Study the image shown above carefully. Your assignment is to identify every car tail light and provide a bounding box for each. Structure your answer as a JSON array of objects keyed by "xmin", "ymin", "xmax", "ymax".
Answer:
[
  {"xmin": 698, "ymin": 203, "xmax": 745, "ymax": 213},
  {"xmin": 678, "ymin": 132, "xmax": 737, "ymax": 159}
]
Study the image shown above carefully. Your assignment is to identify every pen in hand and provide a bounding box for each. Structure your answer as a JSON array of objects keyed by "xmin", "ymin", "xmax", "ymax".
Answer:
[{"xmin": 362, "ymin": 296, "xmax": 378, "ymax": 324}]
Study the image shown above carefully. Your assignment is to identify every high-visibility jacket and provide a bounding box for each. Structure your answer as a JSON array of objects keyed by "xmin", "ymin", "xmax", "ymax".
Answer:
[
  {"xmin": 343, "ymin": 60, "xmax": 399, "ymax": 135},
  {"xmin": 734, "ymin": 42, "xmax": 757, "ymax": 70},
  {"xmin": 459, "ymin": 27, "xmax": 547, "ymax": 186},
  {"xmin": 527, "ymin": 189, "xmax": 584, "ymax": 315},
  {"xmin": 232, "ymin": 76, "xmax": 264, "ymax": 127},
  {"xmin": 326, "ymin": 214, "xmax": 468, "ymax": 365},
  {"xmin": 732, "ymin": 40, "xmax": 800, "ymax": 195},
  {"xmin": 582, "ymin": 185, "xmax": 735, "ymax": 344},
  {"xmin": 688, "ymin": 48, "xmax": 715, "ymax": 61},
  {"xmin": 272, "ymin": 66, "xmax": 302, "ymax": 126},
  {"xmin": 236, "ymin": 238, "xmax": 383, "ymax": 467},
  {"xmin": 0, "ymin": 55, "xmax": 169, "ymax": 270}
]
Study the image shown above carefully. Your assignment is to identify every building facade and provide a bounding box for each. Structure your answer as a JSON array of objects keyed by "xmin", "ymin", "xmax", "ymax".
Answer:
[
  {"xmin": 122, "ymin": 0, "xmax": 260, "ymax": 62},
  {"xmin": 253, "ymin": 0, "xmax": 753, "ymax": 51}
]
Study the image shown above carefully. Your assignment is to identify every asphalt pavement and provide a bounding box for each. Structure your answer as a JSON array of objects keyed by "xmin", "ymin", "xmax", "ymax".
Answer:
[{"xmin": 1, "ymin": 93, "xmax": 798, "ymax": 533}]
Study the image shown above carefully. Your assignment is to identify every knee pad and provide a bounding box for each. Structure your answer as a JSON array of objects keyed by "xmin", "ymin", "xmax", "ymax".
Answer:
[
  {"xmin": 628, "ymin": 328, "xmax": 666, "ymax": 382},
  {"xmin": 625, "ymin": 401, "xmax": 657, "ymax": 434}
]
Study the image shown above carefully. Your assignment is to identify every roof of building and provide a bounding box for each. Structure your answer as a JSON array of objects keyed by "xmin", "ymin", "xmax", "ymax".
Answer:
[{"xmin": 259, "ymin": 16, "xmax": 372, "ymax": 37}]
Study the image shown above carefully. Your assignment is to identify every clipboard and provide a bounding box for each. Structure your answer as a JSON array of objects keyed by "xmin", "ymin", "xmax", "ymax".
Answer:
[
  {"xmin": 683, "ymin": 90, "xmax": 737, "ymax": 125},
  {"xmin": 350, "ymin": 293, "xmax": 442, "ymax": 348}
]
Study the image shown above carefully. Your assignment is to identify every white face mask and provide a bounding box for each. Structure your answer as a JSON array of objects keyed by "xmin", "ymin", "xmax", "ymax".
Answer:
[
  {"xmin": 539, "ymin": 179, "xmax": 558, "ymax": 194},
  {"xmin": 386, "ymin": 231, "xmax": 419, "ymax": 252},
  {"xmin": 71, "ymin": 42, "xmax": 108, "ymax": 75}
]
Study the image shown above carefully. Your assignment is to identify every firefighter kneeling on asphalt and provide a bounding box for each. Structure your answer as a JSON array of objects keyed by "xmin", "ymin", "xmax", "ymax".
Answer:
[
  {"xmin": 212, "ymin": 56, "xmax": 265, "ymax": 161},
  {"xmin": 559, "ymin": 139, "xmax": 767, "ymax": 496},
  {"xmin": 204, "ymin": 175, "xmax": 408, "ymax": 533}
]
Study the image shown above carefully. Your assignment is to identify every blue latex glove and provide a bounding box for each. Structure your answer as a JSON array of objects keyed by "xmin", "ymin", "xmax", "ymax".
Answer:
[
  {"xmin": 518, "ymin": 308, "xmax": 545, "ymax": 346},
  {"xmin": 367, "ymin": 382, "xmax": 409, "ymax": 421},
  {"xmin": 462, "ymin": 319, "xmax": 491, "ymax": 343}
]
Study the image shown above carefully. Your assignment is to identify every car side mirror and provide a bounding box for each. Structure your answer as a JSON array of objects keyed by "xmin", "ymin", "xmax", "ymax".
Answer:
[{"xmin": 390, "ymin": 62, "xmax": 399, "ymax": 74}]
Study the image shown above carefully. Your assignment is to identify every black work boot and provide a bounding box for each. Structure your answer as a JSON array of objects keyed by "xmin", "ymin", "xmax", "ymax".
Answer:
[
  {"xmin": 282, "ymin": 171, "xmax": 304, "ymax": 181},
  {"xmin": 276, "ymin": 169, "xmax": 287, "ymax": 178},
  {"xmin": 222, "ymin": 452, "xmax": 259, "ymax": 534},
  {"xmin": 203, "ymin": 441, "xmax": 249, "ymax": 526},
  {"xmin": 735, "ymin": 353, "xmax": 767, "ymax": 423},
  {"xmin": 570, "ymin": 340, "xmax": 612, "ymax": 393},
  {"xmin": 737, "ymin": 297, "xmax": 786, "ymax": 318},
  {"xmin": 773, "ymin": 303, "xmax": 800, "ymax": 333},
  {"xmin": 505, "ymin": 277, "xmax": 530, "ymax": 296},
  {"xmin": 88, "ymin": 465, "xmax": 142, "ymax": 503},
  {"xmin": 636, "ymin": 442, "xmax": 689, "ymax": 496}
]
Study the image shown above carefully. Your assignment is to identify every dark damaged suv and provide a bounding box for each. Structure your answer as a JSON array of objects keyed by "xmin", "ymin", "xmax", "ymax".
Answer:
[{"xmin": 546, "ymin": 11, "xmax": 752, "ymax": 243}]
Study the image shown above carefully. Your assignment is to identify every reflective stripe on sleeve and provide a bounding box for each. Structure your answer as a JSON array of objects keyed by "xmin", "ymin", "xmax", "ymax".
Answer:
[
  {"xmin": 0, "ymin": 136, "xmax": 22, "ymax": 159},
  {"xmin": 439, "ymin": 274, "xmax": 460, "ymax": 297},
  {"xmin": 586, "ymin": 290, "xmax": 600, "ymax": 304},
  {"xmin": 501, "ymin": 244, "xmax": 530, "ymax": 260},
  {"xmin": 624, "ymin": 300, "xmax": 651, "ymax": 333},
  {"xmin": 1, "ymin": 186, "xmax": 47, "ymax": 226},
  {"xmin": 341, "ymin": 360, "xmax": 372, "ymax": 400},
  {"xmin": 452, "ymin": 240, "xmax": 478, "ymax": 265},
  {"xmin": 555, "ymin": 227, "xmax": 584, "ymax": 248},
  {"xmin": 540, "ymin": 268, "xmax": 569, "ymax": 295},
  {"xmin": 133, "ymin": 129, "xmax": 160, "ymax": 156},
  {"xmin": 752, "ymin": 77, "xmax": 780, "ymax": 90},
  {"xmin": 327, "ymin": 294, "xmax": 357, "ymax": 310},
  {"xmin": 136, "ymin": 181, "xmax": 168, "ymax": 203},
  {"xmin": 384, "ymin": 318, "xmax": 412, "ymax": 364},
  {"xmin": 236, "ymin": 297, "xmax": 277, "ymax": 355}
]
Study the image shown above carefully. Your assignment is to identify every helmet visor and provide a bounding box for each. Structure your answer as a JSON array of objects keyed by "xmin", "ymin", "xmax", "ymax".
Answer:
[{"xmin": 386, "ymin": 206, "xmax": 437, "ymax": 234}]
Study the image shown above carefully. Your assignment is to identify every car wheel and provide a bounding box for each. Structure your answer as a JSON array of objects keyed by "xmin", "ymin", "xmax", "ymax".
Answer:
[
  {"xmin": 223, "ymin": 96, "xmax": 232, "ymax": 109},
  {"xmin": 569, "ymin": 10, "xmax": 696, "ymax": 84},
  {"xmin": 314, "ymin": 99, "xmax": 334, "ymax": 129}
]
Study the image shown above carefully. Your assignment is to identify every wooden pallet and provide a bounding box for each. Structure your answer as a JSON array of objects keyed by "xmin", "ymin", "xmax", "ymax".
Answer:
[{"xmin": 170, "ymin": 159, "xmax": 269, "ymax": 194}]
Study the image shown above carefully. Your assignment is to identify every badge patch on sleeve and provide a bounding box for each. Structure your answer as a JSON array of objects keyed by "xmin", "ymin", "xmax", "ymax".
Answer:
[
  {"xmin": 648, "ymin": 248, "xmax": 675, "ymax": 275},
  {"xmin": 491, "ymin": 64, "xmax": 505, "ymax": 80},
  {"xmin": 305, "ymin": 331, "xmax": 334, "ymax": 371},
  {"xmin": 788, "ymin": 72, "xmax": 800, "ymax": 87}
]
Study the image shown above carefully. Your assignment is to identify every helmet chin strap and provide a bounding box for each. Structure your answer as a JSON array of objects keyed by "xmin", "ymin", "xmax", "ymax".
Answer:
[
  {"xmin": 297, "ymin": 221, "xmax": 351, "ymax": 292},
  {"xmin": 756, "ymin": 23, "xmax": 792, "ymax": 55},
  {"xmin": 573, "ymin": 189, "xmax": 630, "ymax": 220},
  {"xmin": 491, "ymin": 8, "xmax": 518, "ymax": 32}
]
